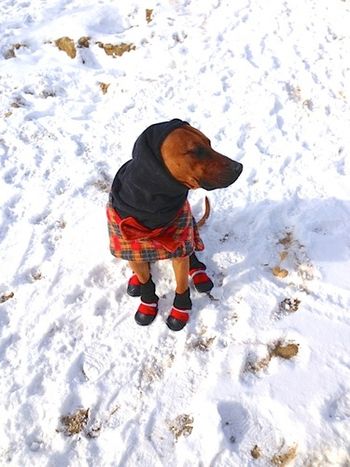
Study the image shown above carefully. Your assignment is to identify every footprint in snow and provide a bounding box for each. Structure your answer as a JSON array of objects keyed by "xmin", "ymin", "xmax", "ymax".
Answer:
[
  {"xmin": 82, "ymin": 343, "xmax": 113, "ymax": 382},
  {"xmin": 327, "ymin": 390, "xmax": 350, "ymax": 422},
  {"xmin": 0, "ymin": 308, "xmax": 10, "ymax": 329},
  {"xmin": 94, "ymin": 297, "xmax": 110, "ymax": 316},
  {"xmin": 4, "ymin": 167, "xmax": 18, "ymax": 185},
  {"xmin": 85, "ymin": 264, "xmax": 114, "ymax": 288},
  {"xmin": 218, "ymin": 401, "xmax": 250, "ymax": 447},
  {"xmin": 0, "ymin": 141, "xmax": 9, "ymax": 158},
  {"xmin": 65, "ymin": 286, "xmax": 85, "ymax": 306}
]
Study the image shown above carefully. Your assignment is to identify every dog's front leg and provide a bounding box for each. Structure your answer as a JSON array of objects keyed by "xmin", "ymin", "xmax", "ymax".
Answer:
[
  {"xmin": 129, "ymin": 261, "xmax": 159, "ymax": 326},
  {"xmin": 166, "ymin": 256, "xmax": 192, "ymax": 331},
  {"xmin": 171, "ymin": 256, "xmax": 190, "ymax": 294}
]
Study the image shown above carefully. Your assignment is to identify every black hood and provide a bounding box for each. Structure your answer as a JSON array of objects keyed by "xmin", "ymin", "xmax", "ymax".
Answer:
[{"xmin": 110, "ymin": 119, "xmax": 189, "ymax": 229}]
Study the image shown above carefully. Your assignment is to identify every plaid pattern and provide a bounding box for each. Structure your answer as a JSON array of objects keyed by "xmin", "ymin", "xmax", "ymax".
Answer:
[{"xmin": 106, "ymin": 199, "xmax": 204, "ymax": 262}]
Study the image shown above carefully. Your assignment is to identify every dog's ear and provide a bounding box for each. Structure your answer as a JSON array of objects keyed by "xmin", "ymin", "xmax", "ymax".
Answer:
[{"xmin": 184, "ymin": 125, "xmax": 211, "ymax": 145}]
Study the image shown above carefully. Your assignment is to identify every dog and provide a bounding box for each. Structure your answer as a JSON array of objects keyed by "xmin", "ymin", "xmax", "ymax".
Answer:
[{"xmin": 107, "ymin": 119, "xmax": 243, "ymax": 331}]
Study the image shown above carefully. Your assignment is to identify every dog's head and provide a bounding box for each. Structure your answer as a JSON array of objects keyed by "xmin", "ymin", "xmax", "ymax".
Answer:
[{"xmin": 160, "ymin": 124, "xmax": 243, "ymax": 190}]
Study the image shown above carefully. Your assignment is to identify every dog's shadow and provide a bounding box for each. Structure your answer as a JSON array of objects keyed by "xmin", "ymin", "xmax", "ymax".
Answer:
[
  {"xmin": 189, "ymin": 195, "xmax": 350, "ymax": 329},
  {"xmin": 204, "ymin": 195, "xmax": 348, "ymax": 275}
]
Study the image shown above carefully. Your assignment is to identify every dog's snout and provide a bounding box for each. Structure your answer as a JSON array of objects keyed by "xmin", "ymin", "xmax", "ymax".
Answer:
[{"xmin": 200, "ymin": 158, "xmax": 243, "ymax": 191}]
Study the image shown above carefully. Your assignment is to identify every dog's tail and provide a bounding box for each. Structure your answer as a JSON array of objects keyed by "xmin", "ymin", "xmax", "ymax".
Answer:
[{"xmin": 196, "ymin": 196, "xmax": 211, "ymax": 228}]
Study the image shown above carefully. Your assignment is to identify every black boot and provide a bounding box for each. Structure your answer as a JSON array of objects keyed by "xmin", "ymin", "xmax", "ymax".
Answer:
[
  {"xmin": 189, "ymin": 252, "xmax": 206, "ymax": 270},
  {"xmin": 166, "ymin": 288, "xmax": 192, "ymax": 331},
  {"xmin": 189, "ymin": 253, "xmax": 214, "ymax": 293},
  {"xmin": 127, "ymin": 274, "xmax": 142, "ymax": 297},
  {"xmin": 134, "ymin": 277, "xmax": 159, "ymax": 326}
]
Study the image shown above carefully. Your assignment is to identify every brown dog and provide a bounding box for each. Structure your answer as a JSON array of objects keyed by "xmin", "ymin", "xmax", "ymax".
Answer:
[{"xmin": 107, "ymin": 119, "xmax": 242, "ymax": 331}]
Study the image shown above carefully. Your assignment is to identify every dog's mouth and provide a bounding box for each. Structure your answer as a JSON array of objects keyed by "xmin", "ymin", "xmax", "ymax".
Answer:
[
  {"xmin": 183, "ymin": 178, "xmax": 201, "ymax": 190},
  {"xmin": 200, "ymin": 162, "xmax": 243, "ymax": 191},
  {"xmin": 199, "ymin": 181, "xmax": 220, "ymax": 191}
]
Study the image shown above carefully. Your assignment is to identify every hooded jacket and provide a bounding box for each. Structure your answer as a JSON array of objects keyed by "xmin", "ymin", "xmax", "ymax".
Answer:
[{"xmin": 110, "ymin": 119, "xmax": 189, "ymax": 229}]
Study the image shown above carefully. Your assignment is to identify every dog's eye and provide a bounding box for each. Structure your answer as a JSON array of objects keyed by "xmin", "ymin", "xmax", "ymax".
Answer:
[{"xmin": 189, "ymin": 145, "xmax": 210, "ymax": 160}]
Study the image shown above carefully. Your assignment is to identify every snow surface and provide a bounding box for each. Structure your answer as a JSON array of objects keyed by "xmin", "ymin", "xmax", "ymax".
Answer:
[{"xmin": 1, "ymin": 0, "xmax": 350, "ymax": 465}]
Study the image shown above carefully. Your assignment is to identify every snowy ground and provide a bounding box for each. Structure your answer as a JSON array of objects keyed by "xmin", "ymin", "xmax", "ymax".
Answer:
[{"xmin": 1, "ymin": 0, "xmax": 350, "ymax": 465}]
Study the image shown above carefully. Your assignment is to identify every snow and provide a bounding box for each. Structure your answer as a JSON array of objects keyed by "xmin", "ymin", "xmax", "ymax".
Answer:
[{"xmin": 1, "ymin": 0, "xmax": 350, "ymax": 465}]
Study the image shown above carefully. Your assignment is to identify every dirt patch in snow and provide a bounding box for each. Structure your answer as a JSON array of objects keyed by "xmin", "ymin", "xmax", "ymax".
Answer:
[
  {"xmin": 96, "ymin": 42, "xmax": 135, "ymax": 57},
  {"xmin": 59, "ymin": 409, "xmax": 89, "ymax": 436},
  {"xmin": 0, "ymin": 292, "xmax": 14, "ymax": 303},
  {"xmin": 244, "ymin": 341, "xmax": 299, "ymax": 374},
  {"xmin": 168, "ymin": 414, "xmax": 194, "ymax": 441},
  {"xmin": 271, "ymin": 444, "xmax": 298, "ymax": 466},
  {"xmin": 55, "ymin": 37, "xmax": 76, "ymax": 59}
]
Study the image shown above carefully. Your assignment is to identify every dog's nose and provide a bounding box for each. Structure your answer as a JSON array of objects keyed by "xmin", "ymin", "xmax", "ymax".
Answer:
[
  {"xmin": 228, "ymin": 161, "xmax": 243, "ymax": 184},
  {"xmin": 234, "ymin": 162, "xmax": 243, "ymax": 177}
]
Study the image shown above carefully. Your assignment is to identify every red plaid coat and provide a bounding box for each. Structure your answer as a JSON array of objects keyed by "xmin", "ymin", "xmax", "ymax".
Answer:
[{"xmin": 106, "ymin": 199, "xmax": 204, "ymax": 262}]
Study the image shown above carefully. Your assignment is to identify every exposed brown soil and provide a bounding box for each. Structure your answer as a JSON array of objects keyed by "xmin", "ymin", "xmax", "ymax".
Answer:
[
  {"xmin": 279, "ymin": 298, "xmax": 301, "ymax": 313},
  {"xmin": 271, "ymin": 343, "xmax": 299, "ymax": 359},
  {"xmin": 98, "ymin": 82, "xmax": 110, "ymax": 95},
  {"xmin": 245, "ymin": 341, "xmax": 299, "ymax": 374},
  {"xmin": 77, "ymin": 36, "xmax": 90, "ymax": 48},
  {"xmin": 271, "ymin": 445, "xmax": 298, "ymax": 466},
  {"xmin": 251, "ymin": 445, "xmax": 262, "ymax": 459},
  {"xmin": 278, "ymin": 231, "xmax": 293, "ymax": 247},
  {"xmin": 168, "ymin": 414, "xmax": 194, "ymax": 441},
  {"xmin": 272, "ymin": 266, "xmax": 289, "ymax": 278},
  {"xmin": 55, "ymin": 37, "xmax": 76, "ymax": 59},
  {"xmin": 146, "ymin": 9, "xmax": 153, "ymax": 23},
  {"xmin": 96, "ymin": 42, "xmax": 136, "ymax": 57},
  {"xmin": 60, "ymin": 409, "xmax": 89, "ymax": 436},
  {"xmin": 0, "ymin": 292, "xmax": 14, "ymax": 303}
]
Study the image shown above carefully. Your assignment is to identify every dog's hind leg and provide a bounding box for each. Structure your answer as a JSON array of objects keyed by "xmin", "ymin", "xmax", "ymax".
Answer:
[
  {"xmin": 189, "ymin": 253, "xmax": 214, "ymax": 293},
  {"xmin": 128, "ymin": 261, "xmax": 151, "ymax": 284}
]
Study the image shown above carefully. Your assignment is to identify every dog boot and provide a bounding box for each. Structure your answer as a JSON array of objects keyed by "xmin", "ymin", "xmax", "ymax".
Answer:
[
  {"xmin": 189, "ymin": 253, "xmax": 214, "ymax": 293},
  {"xmin": 166, "ymin": 288, "xmax": 192, "ymax": 331},
  {"xmin": 127, "ymin": 274, "xmax": 142, "ymax": 297},
  {"xmin": 134, "ymin": 277, "xmax": 159, "ymax": 326}
]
